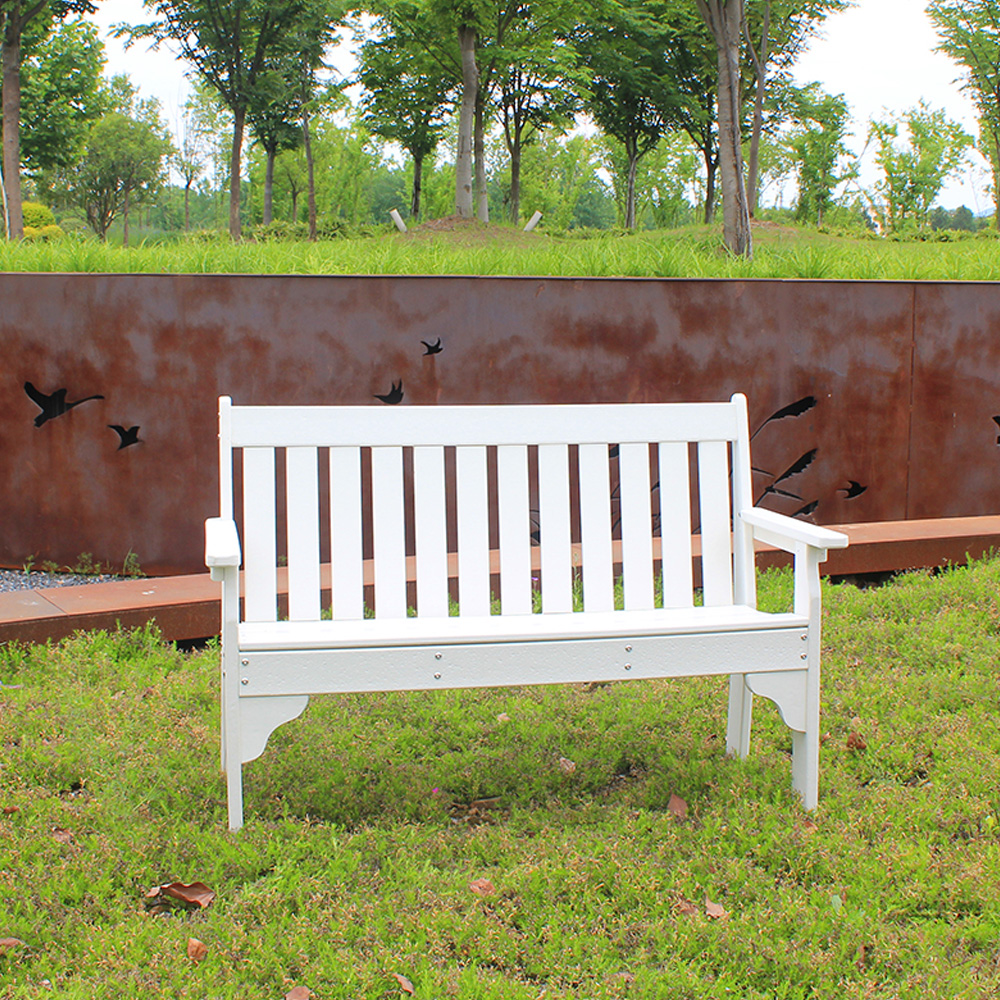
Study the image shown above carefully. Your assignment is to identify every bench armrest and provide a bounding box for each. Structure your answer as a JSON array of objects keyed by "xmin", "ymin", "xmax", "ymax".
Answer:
[
  {"xmin": 738, "ymin": 507, "xmax": 849, "ymax": 555},
  {"xmin": 205, "ymin": 517, "xmax": 242, "ymax": 581}
]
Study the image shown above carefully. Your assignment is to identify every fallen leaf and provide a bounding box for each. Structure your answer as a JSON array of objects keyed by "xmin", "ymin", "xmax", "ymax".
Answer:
[
  {"xmin": 186, "ymin": 937, "xmax": 208, "ymax": 962},
  {"xmin": 0, "ymin": 938, "xmax": 24, "ymax": 950},
  {"xmin": 2, "ymin": 806, "xmax": 19, "ymax": 816},
  {"xmin": 676, "ymin": 899, "xmax": 699, "ymax": 916},
  {"xmin": 801, "ymin": 819, "xmax": 819, "ymax": 835},
  {"xmin": 610, "ymin": 971, "xmax": 635, "ymax": 983},
  {"xmin": 496, "ymin": 713, "xmax": 510, "ymax": 723},
  {"xmin": 667, "ymin": 794, "xmax": 688, "ymax": 819},
  {"xmin": 558, "ymin": 757, "xmax": 576, "ymax": 774},
  {"xmin": 705, "ymin": 899, "xmax": 727, "ymax": 919},
  {"xmin": 391, "ymin": 972, "xmax": 415, "ymax": 994},
  {"xmin": 850, "ymin": 715, "xmax": 862, "ymax": 729},
  {"xmin": 846, "ymin": 731, "xmax": 867, "ymax": 751},
  {"xmin": 285, "ymin": 987, "xmax": 312, "ymax": 999},
  {"xmin": 52, "ymin": 828, "xmax": 74, "ymax": 845},
  {"xmin": 144, "ymin": 881, "xmax": 215, "ymax": 911},
  {"xmin": 469, "ymin": 878, "xmax": 496, "ymax": 897}
]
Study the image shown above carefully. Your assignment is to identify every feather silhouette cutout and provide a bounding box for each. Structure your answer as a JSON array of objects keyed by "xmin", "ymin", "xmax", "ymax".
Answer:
[
  {"xmin": 374, "ymin": 380, "xmax": 404, "ymax": 404},
  {"xmin": 993, "ymin": 415, "xmax": 1000, "ymax": 443},
  {"xmin": 792, "ymin": 499, "xmax": 819, "ymax": 518},
  {"xmin": 751, "ymin": 395, "xmax": 817, "ymax": 439}
]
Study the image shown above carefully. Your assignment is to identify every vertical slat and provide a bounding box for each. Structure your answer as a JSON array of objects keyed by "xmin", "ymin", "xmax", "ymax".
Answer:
[
  {"xmin": 243, "ymin": 447, "xmax": 277, "ymax": 622},
  {"xmin": 698, "ymin": 439, "xmax": 734, "ymax": 607},
  {"xmin": 286, "ymin": 446, "xmax": 321, "ymax": 621},
  {"xmin": 329, "ymin": 446, "xmax": 363, "ymax": 620},
  {"xmin": 729, "ymin": 394, "xmax": 757, "ymax": 607},
  {"xmin": 619, "ymin": 442, "xmax": 654, "ymax": 611},
  {"xmin": 219, "ymin": 396, "xmax": 233, "ymax": 519},
  {"xmin": 538, "ymin": 443, "xmax": 572, "ymax": 613},
  {"xmin": 372, "ymin": 446, "xmax": 407, "ymax": 619},
  {"xmin": 497, "ymin": 445, "xmax": 531, "ymax": 615},
  {"xmin": 658, "ymin": 441, "xmax": 693, "ymax": 608},
  {"xmin": 578, "ymin": 443, "xmax": 614, "ymax": 612},
  {"xmin": 456, "ymin": 446, "xmax": 491, "ymax": 616},
  {"xmin": 413, "ymin": 446, "xmax": 449, "ymax": 617}
]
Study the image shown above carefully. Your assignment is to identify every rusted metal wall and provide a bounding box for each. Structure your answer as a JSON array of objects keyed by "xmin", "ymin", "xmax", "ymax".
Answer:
[{"xmin": 1, "ymin": 273, "xmax": 997, "ymax": 575}]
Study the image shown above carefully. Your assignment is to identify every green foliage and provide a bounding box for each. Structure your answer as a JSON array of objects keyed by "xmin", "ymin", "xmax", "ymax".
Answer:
[
  {"xmin": 2, "ymin": 561, "xmax": 1000, "ymax": 995},
  {"xmin": 788, "ymin": 83, "xmax": 851, "ymax": 227},
  {"xmin": 20, "ymin": 201, "xmax": 56, "ymax": 228}
]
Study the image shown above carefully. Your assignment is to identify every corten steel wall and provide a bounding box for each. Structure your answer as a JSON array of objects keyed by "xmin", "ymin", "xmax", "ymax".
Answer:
[{"xmin": 1, "ymin": 273, "xmax": 998, "ymax": 576}]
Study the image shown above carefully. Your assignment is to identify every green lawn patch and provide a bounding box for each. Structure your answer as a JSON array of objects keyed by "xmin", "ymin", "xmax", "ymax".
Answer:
[{"xmin": 1, "ymin": 560, "xmax": 999, "ymax": 998}]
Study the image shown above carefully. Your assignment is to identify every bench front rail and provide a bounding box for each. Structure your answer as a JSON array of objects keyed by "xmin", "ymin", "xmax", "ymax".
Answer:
[{"xmin": 206, "ymin": 394, "xmax": 847, "ymax": 830}]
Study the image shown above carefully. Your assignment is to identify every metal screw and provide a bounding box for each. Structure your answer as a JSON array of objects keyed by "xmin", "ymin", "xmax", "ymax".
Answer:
[
  {"xmin": 241, "ymin": 658, "xmax": 249, "ymax": 665},
  {"xmin": 625, "ymin": 644, "xmax": 632, "ymax": 652},
  {"xmin": 435, "ymin": 652, "xmax": 442, "ymax": 660},
  {"xmin": 800, "ymin": 653, "xmax": 808, "ymax": 660},
  {"xmin": 801, "ymin": 634, "xmax": 808, "ymax": 642},
  {"xmin": 624, "ymin": 663, "xmax": 632, "ymax": 671},
  {"xmin": 434, "ymin": 672, "xmax": 442, "ymax": 680},
  {"xmin": 241, "ymin": 678, "xmax": 248, "ymax": 685}
]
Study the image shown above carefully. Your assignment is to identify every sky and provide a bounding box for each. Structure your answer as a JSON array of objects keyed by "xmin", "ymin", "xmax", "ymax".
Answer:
[{"xmin": 89, "ymin": 0, "xmax": 988, "ymax": 212}]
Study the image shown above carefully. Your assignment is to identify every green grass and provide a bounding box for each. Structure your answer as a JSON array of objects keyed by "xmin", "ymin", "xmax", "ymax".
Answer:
[
  {"xmin": 2, "ymin": 559, "xmax": 1000, "ymax": 998},
  {"xmin": 4, "ymin": 223, "xmax": 1000, "ymax": 280}
]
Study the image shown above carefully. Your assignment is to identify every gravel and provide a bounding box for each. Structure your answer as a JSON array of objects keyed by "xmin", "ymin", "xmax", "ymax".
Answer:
[{"xmin": 0, "ymin": 569, "xmax": 123, "ymax": 593}]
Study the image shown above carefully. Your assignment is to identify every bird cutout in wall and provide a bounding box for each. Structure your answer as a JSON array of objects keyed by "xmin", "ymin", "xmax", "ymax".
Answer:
[
  {"xmin": 838, "ymin": 480, "xmax": 867, "ymax": 499},
  {"xmin": 374, "ymin": 380, "xmax": 404, "ymax": 404},
  {"xmin": 24, "ymin": 381, "xmax": 104, "ymax": 427},
  {"xmin": 992, "ymin": 415, "xmax": 1000, "ymax": 443},
  {"xmin": 108, "ymin": 425, "xmax": 142, "ymax": 450},
  {"xmin": 792, "ymin": 499, "xmax": 819, "ymax": 518},
  {"xmin": 421, "ymin": 338, "xmax": 443, "ymax": 355},
  {"xmin": 756, "ymin": 449, "xmax": 817, "ymax": 505},
  {"xmin": 750, "ymin": 395, "xmax": 817, "ymax": 440}
]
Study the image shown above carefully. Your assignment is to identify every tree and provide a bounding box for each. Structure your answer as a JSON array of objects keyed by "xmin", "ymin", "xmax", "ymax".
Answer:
[
  {"xmin": 696, "ymin": 0, "xmax": 751, "ymax": 256},
  {"xmin": 173, "ymin": 93, "xmax": 209, "ymax": 230},
  {"xmin": 788, "ymin": 83, "xmax": 849, "ymax": 226},
  {"xmin": 928, "ymin": 0, "xmax": 1000, "ymax": 228},
  {"xmin": 867, "ymin": 102, "xmax": 973, "ymax": 232},
  {"xmin": 358, "ymin": 18, "xmax": 453, "ymax": 219},
  {"xmin": 247, "ymin": 69, "xmax": 302, "ymax": 226},
  {"xmin": 72, "ymin": 108, "xmax": 172, "ymax": 242},
  {"xmin": 120, "ymin": 0, "xmax": 340, "ymax": 239},
  {"xmin": 1, "ymin": 0, "xmax": 97, "ymax": 238}
]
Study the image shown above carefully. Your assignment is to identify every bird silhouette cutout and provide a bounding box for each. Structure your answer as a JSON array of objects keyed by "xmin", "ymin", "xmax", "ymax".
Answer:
[
  {"xmin": 993, "ymin": 415, "xmax": 1000, "ymax": 443},
  {"xmin": 108, "ymin": 424, "xmax": 142, "ymax": 450},
  {"xmin": 374, "ymin": 380, "xmax": 404, "ymax": 404},
  {"xmin": 838, "ymin": 480, "xmax": 867, "ymax": 499},
  {"xmin": 421, "ymin": 338, "xmax": 443, "ymax": 355},
  {"xmin": 24, "ymin": 381, "xmax": 104, "ymax": 427}
]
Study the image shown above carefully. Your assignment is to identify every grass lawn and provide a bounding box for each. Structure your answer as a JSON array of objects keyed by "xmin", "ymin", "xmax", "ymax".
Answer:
[
  {"xmin": 1, "ymin": 560, "xmax": 999, "ymax": 998},
  {"xmin": 3, "ymin": 221, "xmax": 1000, "ymax": 280}
]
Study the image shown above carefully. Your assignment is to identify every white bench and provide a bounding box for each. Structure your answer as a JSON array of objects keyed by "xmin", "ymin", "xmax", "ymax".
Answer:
[{"xmin": 205, "ymin": 394, "xmax": 848, "ymax": 830}]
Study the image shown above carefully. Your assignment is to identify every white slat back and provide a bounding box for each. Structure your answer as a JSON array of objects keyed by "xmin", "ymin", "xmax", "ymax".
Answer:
[
  {"xmin": 698, "ymin": 440, "xmax": 734, "ymax": 607},
  {"xmin": 371, "ymin": 446, "xmax": 407, "ymax": 619},
  {"xmin": 413, "ymin": 446, "xmax": 449, "ymax": 617},
  {"xmin": 497, "ymin": 445, "xmax": 532, "ymax": 615},
  {"xmin": 618, "ymin": 442, "xmax": 655, "ymax": 611},
  {"xmin": 243, "ymin": 447, "xmax": 277, "ymax": 622},
  {"xmin": 578, "ymin": 443, "xmax": 614, "ymax": 612},
  {"xmin": 538, "ymin": 443, "xmax": 572, "ymax": 613},
  {"xmin": 286, "ymin": 447, "xmax": 321, "ymax": 621},
  {"xmin": 456, "ymin": 446, "xmax": 491, "ymax": 616},
  {"xmin": 329, "ymin": 446, "xmax": 364, "ymax": 620},
  {"xmin": 658, "ymin": 442, "xmax": 693, "ymax": 608}
]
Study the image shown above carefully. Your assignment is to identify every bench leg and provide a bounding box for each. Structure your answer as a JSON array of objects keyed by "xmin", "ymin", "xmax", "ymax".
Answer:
[
  {"xmin": 226, "ymin": 747, "xmax": 245, "ymax": 831},
  {"xmin": 790, "ymin": 730, "xmax": 819, "ymax": 811},
  {"xmin": 726, "ymin": 675, "xmax": 753, "ymax": 758}
]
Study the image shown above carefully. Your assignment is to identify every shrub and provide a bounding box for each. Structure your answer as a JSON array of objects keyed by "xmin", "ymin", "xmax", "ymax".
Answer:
[{"xmin": 21, "ymin": 201, "xmax": 56, "ymax": 229}]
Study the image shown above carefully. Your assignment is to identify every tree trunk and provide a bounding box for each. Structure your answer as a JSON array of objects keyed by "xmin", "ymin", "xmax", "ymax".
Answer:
[
  {"xmin": 2, "ymin": 6, "xmax": 24, "ymax": 239},
  {"xmin": 703, "ymin": 150, "xmax": 717, "ymax": 224},
  {"xmin": 411, "ymin": 151, "xmax": 423, "ymax": 220},
  {"xmin": 699, "ymin": 0, "xmax": 751, "ymax": 257},
  {"xmin": 745, "ymin": 1, "xmax": 769, "ymax": 217},
  {"xmin": 993, "ymin": 131, "xmax": 1000, "ymax": 231},
  {"xmin": 229, "ymin": 104, "xmax": 245, "ymax": 239},
  {"xmin": 474, "ymin": 87, "xmax": 488, "ymax": 222},
  {"xmin": 184, "ymin": 182, "xmax": 191, "ymax": 231},
  {"xmin": 509, "ymin": 140, "xmax": 521, "ymax": 224},
  {"xmin": 302, "ymin": 109, "xmax": 316, "ymax": 241},
  {"xmin": 290, "ymin": 185, "xmax": 299, "ymax": 222},
  {"xmin": 263, "ymin": 147, "xmax": 275, "ymax": 226},
  {"xmin": 123, "ymin": 188, "xmax": 130, "ymax": 247},
  {"xmin": 625, "ymin": 144, "xmax": 639, "ymax": 230},
  {"xmin": 456, "ymin": 24, "xmax": 477, "ymax": 220}
]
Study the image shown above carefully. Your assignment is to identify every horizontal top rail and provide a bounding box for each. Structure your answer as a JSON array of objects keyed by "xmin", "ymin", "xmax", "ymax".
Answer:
[{"xmin": 226, "ymin": 399, "xmax": 744, "ymax": 448}]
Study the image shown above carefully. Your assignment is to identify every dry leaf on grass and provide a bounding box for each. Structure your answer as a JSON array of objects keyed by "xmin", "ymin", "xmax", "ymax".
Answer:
[
  {"xmin": 675, "ymin": 899, "xmax": 699, "ymax": 917},
  {"xmin": 705, "ymin": 899, "xmax": 727, "ymax": 919},
  {"xmin": 2, "ymin": 806, "xmax": 19, "ymax": 816},
  {"xmin": 144, "ymin": 881, "xmax": 215, "ymax": 913},
  {"xmin": 186, "ymin": 938, "xmax": 208, "ymax": 962},
  {"xmin": 801, "ymin": 818, "xmax": 819, "ymax": 835},
  {"xmin": 391, "ymin": 972, "xmax": 415, "ymax": 994},
  {"xmin": 496, "ymin": 713, "xmax": 510, "ymax": 723},
  {"xmin": 285, "ymin": 987, "xmax": 312, "ymax": 999},
  {"xmin": 846, "ymin": 731, "xmax": 867, "ymax": 751},
  {"xmin": 469, "ymin": 878, "xmax": 496, "ymax": 897},
  {"xmin": 0, "ymin": 938, "xmax": 24, "ymax": 950},
  {"xmin": 667, "ymin": 794, "xmax": 688, "ymax": 819},
  {"xmin": 52, "ymin": 828, "xmax": 74, "ymax": 845},
  {"xmin": 558, "ymin": 757, "xmax": 577, "ymax": 774}
]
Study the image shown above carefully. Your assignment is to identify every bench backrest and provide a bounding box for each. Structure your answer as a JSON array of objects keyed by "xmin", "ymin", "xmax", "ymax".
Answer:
[{"xmin": 219, "ymin": 395, "xmax": 757, "ymax": 623}]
